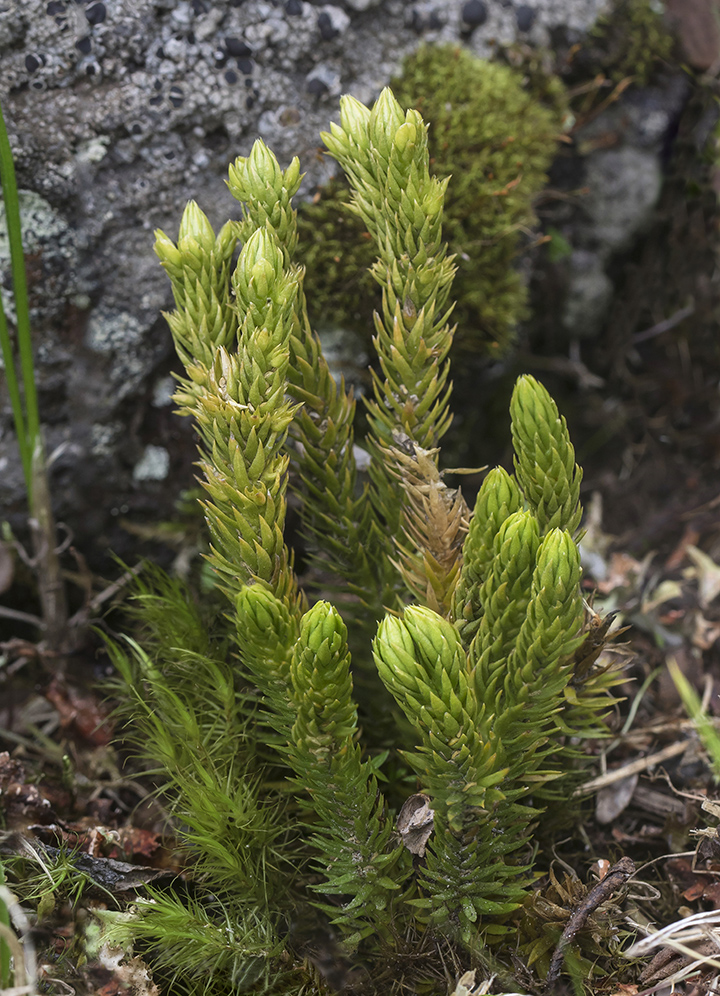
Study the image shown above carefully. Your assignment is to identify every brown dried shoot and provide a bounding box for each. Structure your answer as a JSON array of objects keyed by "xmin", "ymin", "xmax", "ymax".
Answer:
[{"xmin": 386, "ymin": 441, "xmax": 470, "ymax": 616}]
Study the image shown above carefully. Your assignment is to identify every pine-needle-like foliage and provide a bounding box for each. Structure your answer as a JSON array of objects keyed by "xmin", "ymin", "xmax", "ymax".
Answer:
[
  {"xmin": 299, "ymin": 45, "xmax": 564, "ymax": 357},
  {"xmin": 107, "ymin": 88, "xmax": 624, "ymax": 994}
]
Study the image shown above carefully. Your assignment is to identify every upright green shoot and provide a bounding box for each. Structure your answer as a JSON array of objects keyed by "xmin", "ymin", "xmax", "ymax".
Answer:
[
  {"xmin": 0, "ymin": 100, "xmax": 38, "ymax": 497},
  {"xmin": 106, "ymin": 85, "xmax": 623, "ymax": 994},
  {"xmin": 0, "ymin": 861, "xmax": 11, "ymax": 989},
  {"xmin": 0, "ymin": 99, "xmax": 68, "ymax": 651}
]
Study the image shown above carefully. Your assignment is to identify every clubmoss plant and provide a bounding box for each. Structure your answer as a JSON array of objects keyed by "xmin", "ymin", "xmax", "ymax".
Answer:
[
  {"xmin": 106, "ymin": 88, "xmax": 622, "ymax": 994},
  {"xmin": 298, "ymin": 44, "xmax": 563, "ymax": 358}
]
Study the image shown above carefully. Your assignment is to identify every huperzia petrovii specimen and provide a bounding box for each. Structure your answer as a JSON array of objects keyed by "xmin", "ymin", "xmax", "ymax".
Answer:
[{"xmin": 106, "ymin": 87, "xmax": 623, "ymax": 995}]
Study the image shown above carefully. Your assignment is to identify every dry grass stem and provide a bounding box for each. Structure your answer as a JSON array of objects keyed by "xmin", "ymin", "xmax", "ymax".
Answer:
[{"xmin": 575, "ymin": 739, "xmax": 694, "ymax": 796}]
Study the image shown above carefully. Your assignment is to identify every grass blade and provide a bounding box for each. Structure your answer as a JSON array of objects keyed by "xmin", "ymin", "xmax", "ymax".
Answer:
[{"xmin": 0, "ymin": 100, "xmax": 38, "ymax": 497}]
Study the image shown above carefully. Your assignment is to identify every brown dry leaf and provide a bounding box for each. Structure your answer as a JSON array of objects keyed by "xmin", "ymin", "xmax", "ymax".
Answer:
[
  {"xmin": 96, "ymin": 950, "xmax": 160, "ymax": 996},
  {"xmin": 0, "ymin": 751, "xmax": 55, "ymax": 828},
  {"xmin": 666, "ymin": 856, "xmax": 706, "ymax": 901},
  {"xmin": 396, "ymin": 793, "xmax": 434, "ymax": 857},
  {"xmin": 44, "ymin": 677, "xmax": 114, "ymax": 746},
  {"xmin": 666, "ymin": 526, "xmax": 701, "ymax": 571},
  {"xmin": 113, "ymin": 827, "xmax": 165, "ymax": 862},
  {"xmin": 595, "ymin": 552, "xmax": 646, "ymax": 596}
]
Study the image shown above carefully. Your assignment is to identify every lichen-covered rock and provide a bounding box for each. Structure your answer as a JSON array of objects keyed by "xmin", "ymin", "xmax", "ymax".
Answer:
[
  {"xmin": 562, "ymin": 250, "xmax": 614, "ymax": 338},
  {"xmin": 584, "ymin": 147, "xmax": 663, "ymax": 250},
  {"xmin": 536, "ymin": 4, "xmax": 687, "ymax": 347},
  {"xmin": 0, "ymin": 0, "xmax": 626, "ymax": 564}
]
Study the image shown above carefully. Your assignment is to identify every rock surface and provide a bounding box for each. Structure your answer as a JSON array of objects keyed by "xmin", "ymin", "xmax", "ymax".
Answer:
[
  {"xmin": 0, "ymin": 0, "xmax": 649, "ymax": 564},
  {"xmin": 666, "ymin": 0, "xmax": 720, "ymax": 70},
  {"xmin": 548, "ymin": 74, "xmax": 690, "ymax": 339}
]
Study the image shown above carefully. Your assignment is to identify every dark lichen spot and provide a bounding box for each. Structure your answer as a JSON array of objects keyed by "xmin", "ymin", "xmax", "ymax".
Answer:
[
  {"xmin": 236, "ymin": 57, "xmax": 253, "ymax": 74},
  {"xmin": 85, "ymin": 1, "xmax": 106, "ymax": 24},
  {"xmin": 461, "ymin": 0, "xmax": 488, "ymax": 27},
  {"xmin": 205, "ymin": 126, "xmax": 230, "ymax": 152},
  {"xmin": 224, "ymin": 69, "xmax": 238, "ymax": 84},
  {"xmin": 407, "ymin": 10, "xmax": 423, "ymax": 33},
  {"xmin": 25, "ymin": 54, "xmax": 41, "ymax": 72},
  {"xmin": 46, "ymin": 1, "xmax": 65, "ymax": 14},
  {"xmin": 286, "ymin": 0, "xmax": 302, "ymax": 13},
  {"xmin": 317, "ymin": 12, "xmax": 338, "ymax": 40},
  {"xmin": 149, "ymin": 95, "xmax": 163, "ymax": 106},
  {"xmin": 225, "ymin": 36, "xmax": 252, "ymax": 57},
  {"xmin": 153, "ymin": 78, "xmax": 162, "ymax": 91},
  {"xmin": 307, "ymin": 76, "xmax": 329, "ymax": 96},
  {"xmin": 169, "ymin": 85, "xmax": 184, "ymax": 107},
  {"xmin": 516, "ymin": 5, "xmax": 535, "ymax": 30},
  {"xmin": 75, "ymin": 35, "xmax": 92, "ymax": 53}
]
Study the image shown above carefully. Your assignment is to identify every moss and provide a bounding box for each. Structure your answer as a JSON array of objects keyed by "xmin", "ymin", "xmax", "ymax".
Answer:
[
  {"xmin": 297, "ymin": 44, "xmax": 563, "ymax": 357},
  {"xmin": 589, "ymin": 0, "xmax": 675, "ymax": 86},
  {"xmin": 296, "ymin": 176, "xmax": 373, "ymax": 335}
]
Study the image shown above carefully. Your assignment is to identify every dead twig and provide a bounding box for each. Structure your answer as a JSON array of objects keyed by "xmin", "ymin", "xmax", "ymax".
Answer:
[
  {"xmin": 546, "ymin": 856, "xmax": 635, "ymax": 989},
  {"xmin": 67, "ymin": 561, "xmax": 144, "ymax": 630},
  {"xmin": 631, "ymin": 304, "xmax": 695, "ymax": 345},
  {"xmin": 574, "ymin": 739, "xmax": 693, "ymax": 796}
]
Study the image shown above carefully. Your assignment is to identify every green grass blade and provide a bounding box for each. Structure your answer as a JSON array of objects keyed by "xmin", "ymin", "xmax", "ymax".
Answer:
[
  {"xmin": 0, "ymin": 100, "xmax": 38, "ymax": 496},
  {"xmin": 0, "ymin": 860, "xmax": 11, "ymax": 987},
  {"xmin": 0, "ymin": 279, "xmax": 29, "ymax": 489},
  {"xmin": 668, "ymin": 657, "xmax": 720, "ymax": 780}
]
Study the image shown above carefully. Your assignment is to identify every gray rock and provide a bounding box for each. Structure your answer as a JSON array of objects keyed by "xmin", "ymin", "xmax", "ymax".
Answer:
[
  {"xmin": 345, "ymin": 0, "xmax": 382, "ymax": 9},
  {"xmin": 0, "ymin": 190, "xmax": 79, "ymax": 328},
  {"xmin": 542, "ymin": 67, "xmax": 689, "ymax": 344},
  {"xmin": 584, "ymin": 147, "xmax": 663, "ymax": 252},
  {"xmin": 0, "ymin": 0, "xmax": 619, "ymax": 560},
  {"xmin": 574, "ymin": 76, "xmax": 690, "ymax": 153},
  {"xmin": 317, "ymin": 5, "xmax": 351, "ymax": 39},
  {"xmin": 133, "ymin": 445, "xmax": 171, "ymax": 482},
  {"xmin": 562, "ymin": 250, "xmax": 614, "ymax": 338},
  {"xmin": 306, "ymin": 61, "xmax": 343, "ymax": 97}
]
